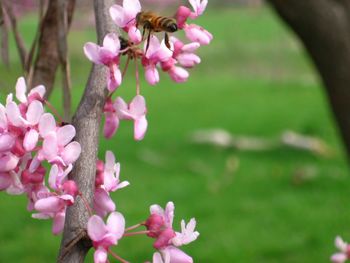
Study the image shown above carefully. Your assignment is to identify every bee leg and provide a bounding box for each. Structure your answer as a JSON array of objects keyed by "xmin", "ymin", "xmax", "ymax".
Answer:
[
  {"xmin": 164, "ymin": 33, "xmax": 171, "ymax": 50},
  {"xmin": 142, "ymin": 21, "xmax": 151, "ymax": 41},
  {"xmin": 145, "ymin": 29, "xmax": 152, "ymax": 53}
]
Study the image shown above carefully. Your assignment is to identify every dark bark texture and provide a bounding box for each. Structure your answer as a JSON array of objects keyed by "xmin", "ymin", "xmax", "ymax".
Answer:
[
  {"xmin": 30, "ymin": 0, "xmax": 75, "ymax": 98},
  {"xmin": 267, "ymin": 0, "xmax": 350, "ymax": 159},
  {"xmin": 57, "ymin": 0, "xmax": 117, "ymax": 262}
]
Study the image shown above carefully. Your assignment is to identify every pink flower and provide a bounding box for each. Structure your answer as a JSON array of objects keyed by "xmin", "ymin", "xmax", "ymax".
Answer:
[
  {"xmin": 102, "ymin": 151, "xmax": 129, "ymax": 192},
  {"xmin": 109, "ymin": 0, "xmax": 142, "ymax": 43},
  {"xmin": 171, "ymin": 219, "xmax": 199, "ymax": 246},
  {"xmin": 171, "ymin": 37, "xmax": 201, "ymax": 68},
  {"xmin": 183, "ymin": 24, "xmax": 213, "ymax": 45},
  {"xmin": 14, "ymin": 77, "xmax": 45, "ymax": 105},
  {"xmin": 103, "ymin": 98, "xmax": 119, "ymax": 139},
  {"xmin": 48, "ymin": 164, "xmax": 73, "ymax": 191},
  {"xmin": 84, "ymin": 33, "xmax": 122, "ymax": 91},
  {"xmin": 188, "ymin": 0, "xmax": 208, "ymax": 18},
  {"xmin": 115, "ymin": 95, "xmax": 148, "ymax": 141},
  {"xmin": 38, "ymin": 113, "xmax": 81, "ymax": 166},
  {"xmin": 87, "ymin": 212, "xmax": 125, "ymax": 263},
  {"xmin": 142, "ymin": 36, "xmax": 173, "ymax": 85},
  {"xmin": 109, "ymin": 0, "xmax": 142, "ymax": 44},
  {"xmin": 94, "ymin": 187, "xmax": 116, "ymax": 218},
  {"xmin": 160, "ymin": 246, "xmax": 193, "ymax": 263},
  {"xmin": 331, "ymin": 236, "xmax": 350, "ymax": 263}
]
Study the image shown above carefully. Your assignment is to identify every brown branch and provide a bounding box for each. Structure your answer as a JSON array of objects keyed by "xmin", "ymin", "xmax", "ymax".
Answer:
[
  {"xmin": 30, "ymin": 0, "xmax": 75, "ymax": 99},
  {"xmin": 0, "ymin": 0, "xmax": 9, "ymax": 67},
  {"xmin": 2, "ymin": 0, "xmax": 27, "ymax": 68},
  {"xmin": 267, "ymin": 0, "xmax": 350, "ymax": 160},
  {"xmin": 57, "ymin": 0, "xmax": 117, "ymax": 262}
]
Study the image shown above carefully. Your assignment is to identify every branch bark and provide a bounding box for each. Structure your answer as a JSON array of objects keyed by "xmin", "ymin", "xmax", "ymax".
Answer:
[
  {"xmin": 30, "ymin": 0, "xmax": 75, "ymax": 99},
  {"xmin": 0, "ymin": 0, "xmax": 9, "ymax": 67},
  {"xmin": 57, "ymin": 0, "xmax": 117, "ymax": 262},
  {"xmin": 267, "ymin": 0, "xmax": 350, "ymax": 159}
]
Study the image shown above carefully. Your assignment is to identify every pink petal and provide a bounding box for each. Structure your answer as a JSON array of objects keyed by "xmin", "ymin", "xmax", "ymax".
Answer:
[
  {"xmin": 168, "ymin": 66, "xmax": 189, "ymax": 83},
  {"xmin": 26, "ymin": 100, "xmax": 44, "ymax": 125},
  {"xmin": 52, "ymin": 211, "xmax": 65, "ymax": 235},
  {"xmin": 34, "ymin": 196, "xmax": 63, "ymax": 213},
  {"xmin": 105, "ymin": 151, "xmax": 116, "ymax": 172},
  {"xmin": 177, "ymin": 53, "xmax": 201, "ymax": 68},
  {"xmin": 335, "ymin": 236, "xmax": 348, "ymax": 252},
  {"xmin": 162, "ymin": 246, "xmax": 193, "ymax": 263},
  {"xmin": 84, "ymin": 42, "xmax": 103, "ymax": 65},
  {"xmin": 94, "ymin": 247, "xmax": 108, "ymax": 263},
  {"xmin": 114, "ymin": 97, "xmax": 132, "ymax": 119},
  {"xmin": 123, "ymin": 0, "xmax": 141, "ymax": 19},
  {"xmin": 103, "ymin": 112, "xmax": 119, "ymax": 139},
  {"xmin": 181, "ymin": 42, "xmax": 200, "ymax": 53},
  {"xmin": 15, "ymin": 77, "xmax": 27, "ymax": 103},
  {"xmin": 145, "ymin": 65, "xmax": 160, "ymax": 85},
  {"xmin": 0, "ymin": 153, "xmax": 19, "ymax": 172},
  {"xmin": 57, "ymin": 125, "xmax": 76, "ymax": 146},
  {"xmin": 129, "ymin": 95, "xmax": 146, "ymax": 117},
  {"xmin": 23, "ymin": 129, "xmax": 39, "ymax": 151},
  {"xmin": 165, "ymin": 202, "xmax": 175, "ymax": 227},
  {"xmin": 48, "ymin": 164, "xmax": 59, "ymax": 190},
  {"xmin": 331, "ymin": 253, "xmax": 347, "ymax": 263},
  {"xmin": 109, "ymin": 5, "xmax": 125, "ymax": 28},
  {"xmin": 6, "ymin": 101, "xmax": 26, "ymax": 127},
  {"xmin": 0, "ymin": 133, "xmax": 15, "ymax": 152},
  {"xmin": 134, "ymin": 116, "xmax": 148, "ymax": 141},
  {"xmin": 42, "ymin": 133, "xmax": 58, "ymax": 161},
  {"xmin": 0, "ymin": 172, "xmax": 11, "ymax": 190},
  {"xmin": 150, "ymin": 204, "xmax": 165, "ymax": 216},
  {"xmin": 145, "ymin": 35, "xmax": 161, "ymax": 58},
  {"xmin": 28, "ymin": 85, "xmax": 46, "ymax": 99},
  {"xmin": 61, "ymin": 141, "xmax": 81, "ymax": 165},
  {"xmin": 107, "ymin": 66, "xmax": 122, "ymax": 92},
  {"xmin": 103, "ymin": 33, "xmax": 120, "ymax": 54},
  {"xmin": 0, "ymin": 104, "xmax": 7, "ymax": 130},
  {"xmin": 87, "ymin": 215, "xmax": 108, "ymax": 242},
  {"xmin": 153, "ymin": 252, "xmax": 164, "ymax": 263},
  {"xmin": 127, "ymin": 26, "xmax": 142, "ymax": 44},
  {"xmin": 94, "ymin": 188, "xmax": 116, "ymax": 217},
  {"xmin": 106, "ymin": 211, "xmax": 125, "ymax": 239},
  {"xmin": 39, "ymin": 113, "xmax": 57, "ymax": 137},
  {"xmin": 184, "ymin": 24, "xmax": 213, "ymax": 45}
]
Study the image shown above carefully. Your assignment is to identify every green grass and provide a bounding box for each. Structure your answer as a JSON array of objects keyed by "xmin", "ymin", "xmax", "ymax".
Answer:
[{"xmin": 0, "ymin": 5, "xmax": 349, "ymax": 263}]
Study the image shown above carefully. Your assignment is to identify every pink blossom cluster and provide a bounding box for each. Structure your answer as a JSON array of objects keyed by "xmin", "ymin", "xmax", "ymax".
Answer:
[
  {"xmin": 331, "ymin": 236, "xmax": 350, "ymax": 263},
  {"xmin": 0, "ymin": 77, "xmax": 81, "ymax": 234},
  {"xmin": 84, "ymin": 0, "xmax": 212, "ymax": 142},
  {"xmin": 87, "ymin": 200, "xmax": 199, "ymax": 263}
]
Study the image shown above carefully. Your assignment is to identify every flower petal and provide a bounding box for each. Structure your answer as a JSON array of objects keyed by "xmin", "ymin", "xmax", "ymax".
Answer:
[
  {"xmin": 34, "ymin": 196, "xmax": 63, "ymax": 213},
  {"xmin": 26, "ymin": 100, "xmax": 44, "ymax": 125},
  {"xmin": 109, "ymin": 5, "xmax": 125, "ymax": 28},
  {"xmin": 61, "ymin": 141, "xmax": 81, "ymax": 165},
  {"xmin": 129, "ymin": 95, "xmax": 146, "ymax": 117},
  {"xmin": 94, "ymin": 247, "xmax": 108, "ymax": 263},
  {"xmin": 84, "ymin": 42, "xmax": 103, "ymax": 65},
  {"xmin": 15, "ymin": 77, "xmax": 27, "ymax": 103},
  {"xmin": 52, "ymin": 212, "xmax": 65, "ymax": 235},
  {"xmin": 0, "ymin": 153, "xmax": 19, "ymax": 172},
  {"xmin": 134, "ymin": 116, "xmax": 148, "ymax": 141},
  {"xmin": 23, "ymin": 129, "xmax": 39, "ymax": 151},
  {"xmin": 57, "ymin": 125, "xmax": 76, "ymax": 146},
  {"xmin": 103, "ymin": 33, "xmax": 120, "ymax": 54},
  {"xmin": 39, "ymin": 113, "xmax": 57, "ymax": 137},
  {"xmin": 106, "ymin": 211, "xmax": 125, "ymax": 239},
  {"xmin": 87, "ymin": 215, "xmax": 108, "ymax": 242},
  {"xmin": 0, "ymin": 133, "xmax": 15, "ymax": 152}
]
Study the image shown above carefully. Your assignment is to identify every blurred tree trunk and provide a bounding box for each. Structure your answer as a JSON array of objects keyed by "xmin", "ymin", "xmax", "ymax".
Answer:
[{"xmin": 267, "ymin": 0, "xmax": 350, "ymax": 160}]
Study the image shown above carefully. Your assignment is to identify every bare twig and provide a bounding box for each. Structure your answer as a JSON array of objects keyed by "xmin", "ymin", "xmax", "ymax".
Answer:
[
  {"xmin": 2, "ymin": 0, "xmax": 27, "ymax": 68},
  {"xmin": 57, "ymin": 0, "xmax": 117, "ymax": 262},
  {"xmin": 0, "ymin": 0, "xmax": 9, "ymax": 67}
]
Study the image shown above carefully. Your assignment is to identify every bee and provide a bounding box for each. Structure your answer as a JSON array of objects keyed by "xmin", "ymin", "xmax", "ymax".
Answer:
[{"xmin": 136, "ymin": 11, "xmax": 178, "ymax": 52}]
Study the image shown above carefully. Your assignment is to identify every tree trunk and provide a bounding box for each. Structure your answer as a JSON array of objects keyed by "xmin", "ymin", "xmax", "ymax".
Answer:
[
  {"xmin": 267, "ymin": 0, "xmax": 350, "ymax": 159},
  {"xmin": 57, "ymin": 0, "xmax": 117, "ymax": 262}
]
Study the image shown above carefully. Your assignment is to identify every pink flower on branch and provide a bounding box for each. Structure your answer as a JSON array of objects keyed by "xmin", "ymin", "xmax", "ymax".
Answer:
[
  {"xmin": 87, "ymin": 212, "xmax": 125, "ymax": 263},
  {"xmin": 84, "ymin": 33, "xmax": 123, "ymax": 92}
]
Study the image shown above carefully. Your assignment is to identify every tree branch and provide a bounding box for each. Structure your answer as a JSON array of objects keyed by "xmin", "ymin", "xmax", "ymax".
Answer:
[
  {"xmin": 57, "ymin": 0, "xmax": 117, "ymax": 262},
  {"xmin": 0, "ymin": 0, "xmax": 9, "ymax": 67},
  {"xmin": 267, "ymin": 0, "xmax": 350, "ymax": 160}
]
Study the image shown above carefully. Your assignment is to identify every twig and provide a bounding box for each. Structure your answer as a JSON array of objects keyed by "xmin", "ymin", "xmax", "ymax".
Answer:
[{"xmin": 0, "ymin": 0, "xmax": 9, "ymax": 67}]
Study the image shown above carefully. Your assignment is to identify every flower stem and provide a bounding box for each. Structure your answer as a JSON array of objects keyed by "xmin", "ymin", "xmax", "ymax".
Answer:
[
  {"xmin": 135, "ymin": 58, "xmax": 140, "ymax": 95},
  {"xmin": 78, "ymin": 192, "xmax": 93, "ymax": 217},
  {"xmin": 125, "ymin": 222, "xmax": 144, "ymax": 232},
  {"xmin": 123, "ymin": 230, "xmax": 149, "ymax": 237},
  {"xmin": 44, "ymin": 100, "xmax": 64, "ymax": 124},
  {"xmin": 108, "ymin": 249, "xmax": 129, "ymax": 263}
]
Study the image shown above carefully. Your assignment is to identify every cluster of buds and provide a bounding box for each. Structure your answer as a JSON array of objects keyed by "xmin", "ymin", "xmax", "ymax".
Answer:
[
  {"xmin": 84, "ymin": 0, "xmax": 212, "ymax": 141},
  {"xmin": 0, "ymin": 77, "xmax": 81, "ymax": 234}
]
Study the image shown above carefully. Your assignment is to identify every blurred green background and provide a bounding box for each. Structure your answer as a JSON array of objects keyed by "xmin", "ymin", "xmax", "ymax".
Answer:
[{"xmin": 0, "ymin": 1, "xmax": 349, "ymax": 262}]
